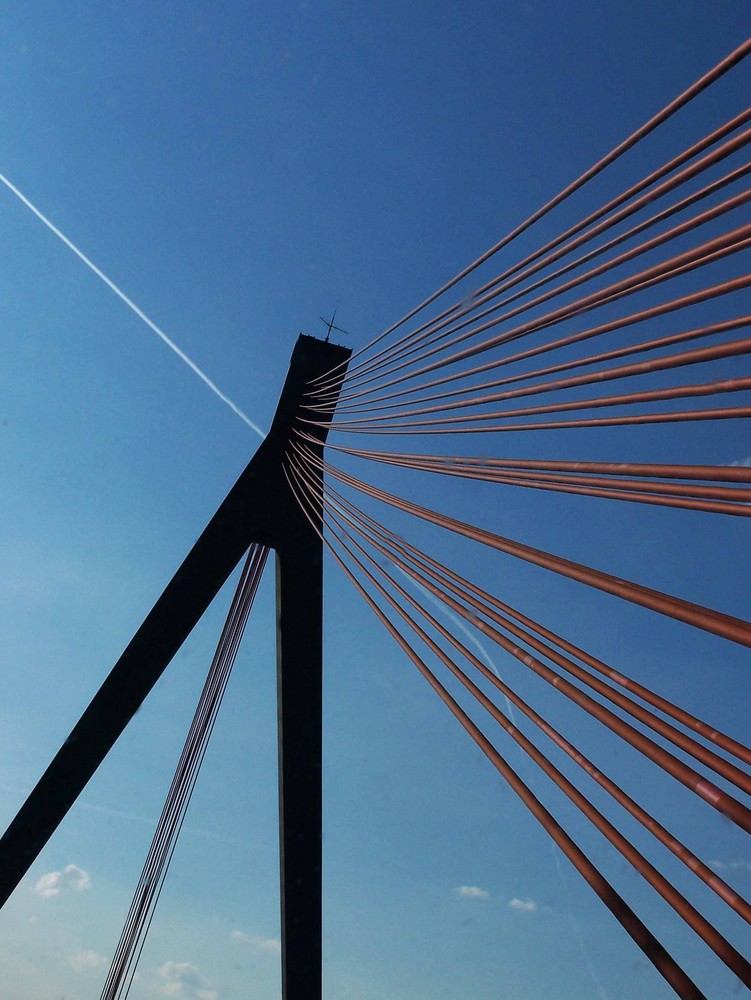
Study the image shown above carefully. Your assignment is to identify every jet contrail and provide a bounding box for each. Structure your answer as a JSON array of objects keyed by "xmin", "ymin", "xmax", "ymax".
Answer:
[
  {"xmin": 391, "ymin": 563, "xmax": 536, "ymax": 776},
  {"xmin": 551, "ymin": 843, "xmax": 611, "ymax": 1000},
  {"xmin": 396, "ymin": 567, "xmax": 519, "ymax": 726},
  {"xmin": 0, "ymin": 173, "xmax": 266, "ymax": 439}
]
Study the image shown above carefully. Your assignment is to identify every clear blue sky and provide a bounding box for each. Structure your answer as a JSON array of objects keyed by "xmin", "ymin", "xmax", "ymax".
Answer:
[{"xmin": 0, "ymin": 4, "xmax": 749, "ymax": 999}]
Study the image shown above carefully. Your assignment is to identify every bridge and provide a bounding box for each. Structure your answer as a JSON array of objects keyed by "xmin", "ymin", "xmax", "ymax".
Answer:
[{"xmin": 1, "ymin": 33, "xmax": 750, "ymax": 1000}]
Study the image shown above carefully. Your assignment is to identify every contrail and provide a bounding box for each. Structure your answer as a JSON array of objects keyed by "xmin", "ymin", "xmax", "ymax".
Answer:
[
  {"xmin": 397, "ymin": 568, "xmax": 519, "ymax": 726},
  {"xmin": 551, "ymin": 843, "xmax": 611, "ymax": 1000},
  {"xmin": 0, "ymin": 173, "xmax": 266, "ymax": 439},
  {"xmin": 0, "ymin": 784, "xmax": 248, "ymax": 848},
  {"xmin": 391, "ymin": 563, "xmax": 534, "ymax": 776}
]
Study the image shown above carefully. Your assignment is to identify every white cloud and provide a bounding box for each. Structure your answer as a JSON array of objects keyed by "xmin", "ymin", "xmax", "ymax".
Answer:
[
  {"xmin": 509, "ymin": 897, "xmax": 538, "ymax": 913},
  {"xmin": 33, "ymin": 864, "xmax": 91, "ymax": 898},
  {"xmin": 728, "ymin": 457, "xmax": 751, "ymax": 468},
  {"xmin": 231, "ymin": 930, "xmax": 281, "ymax": 952},
  {"xmin": 158, "ymin": 961, "xmax": 218, "ymax": 1000},
  {"xmin": 709, "ymin": 859, "xmax": 751, "ymax": 873},
  {"xmin": 70, "ymin": 949, "xmax": 108, "ymax": 973},
  {"xmin": 453, "ymin": 885, "xmax": 489, "ymax": 899}
]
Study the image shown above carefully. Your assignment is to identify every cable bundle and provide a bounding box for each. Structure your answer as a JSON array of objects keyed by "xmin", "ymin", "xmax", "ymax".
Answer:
[
  {"xmin": 288, "ymin": 37, "xmax": 751, "ymax": 1000},
  {"xmin": 100, "ymin": 544, "xmax": 269, "ymax": 1000},
  {"xmin": 97, "ymin": 37, "xmax": 751, "ymax": 1000},
  {"xmin": 304, "ymin": 41, "xmax": 751, "ymax": 442},
  {"xmin": 285, "ymin": 440, "xmax": 751, "ymax": 999}
]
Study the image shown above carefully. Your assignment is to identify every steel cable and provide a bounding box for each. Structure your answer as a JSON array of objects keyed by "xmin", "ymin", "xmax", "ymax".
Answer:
[
  {"xmin": 285, "ymin": 451, "xmax": 716, "ymax": 999},
  {"xmin": 297, "ymin": 475, "xmax": 751, "ymax": 983},
  {"xmin": 324, "ymin": 149, "xmax": 751, "ymax": 398},
  {"xmin": 310, "ymin": 39, "xmax": 751, "ymax": 394},
  {"xmin": 321, "ymin": 315, "xmax": 750, "ymax": 417},
  {"xmin": 100, "ymin": 545, "xmax": 269, "ymax": 1000},
  {"xmin": 292, "ymin": 444, "xmax": 751, "ymax": 802},
  {"xmin": 312, "ymin": 458, "xmax": 751, "ymax": 647}
]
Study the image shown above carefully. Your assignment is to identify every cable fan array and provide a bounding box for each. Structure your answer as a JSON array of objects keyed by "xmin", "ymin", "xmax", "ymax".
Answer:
[
  {"xmin": 100, "ymin": 544, "xmax": 269, "ymax": 1000},
  {"xmin": 306, "ymin": 42, "xmax": 751, "ymax": 447},
  {"xmin": 287, "ymin": 37, "xmax": 751, "ymax": 1000}
]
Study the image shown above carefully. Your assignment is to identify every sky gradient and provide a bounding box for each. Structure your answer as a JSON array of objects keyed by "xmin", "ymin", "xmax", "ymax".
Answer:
[{"xmin": 1, "ymin": 4, "xmax": 749, "ymax": 999}]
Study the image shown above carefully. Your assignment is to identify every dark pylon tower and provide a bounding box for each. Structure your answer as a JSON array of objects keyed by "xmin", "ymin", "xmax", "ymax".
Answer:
[{"xmin": 0, "ymin": 333, "xmax": 351, "ymax": 1000}]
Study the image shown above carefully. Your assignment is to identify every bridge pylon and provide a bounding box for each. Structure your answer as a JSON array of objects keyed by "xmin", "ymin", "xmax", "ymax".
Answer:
[{"xmin": 0, "ymin": 333, "xmax": 351, "ymax": 1000}]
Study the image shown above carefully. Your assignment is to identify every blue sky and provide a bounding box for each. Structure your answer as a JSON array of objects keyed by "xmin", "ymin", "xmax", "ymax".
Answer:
[{"xmin": 1, "ymin": 4, "xmax": 749, "ymax": 999}]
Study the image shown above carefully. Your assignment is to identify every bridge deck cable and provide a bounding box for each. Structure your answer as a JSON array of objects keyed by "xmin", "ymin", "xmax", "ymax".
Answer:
[
  {"xmin": 292, "ymin": 445, "xmax": 751, "ymax": 806},
  {"xmin": 320, "ymin": 313, "xmax": 751, "ymax": 417},
  {"xmin": 313, "ymin": 442, "xmax": 751, "ymax": 517},
  {"xmin": 320, "ymin": 144, "xmax": 751, "ymax": 396},
  {"xmin": 284, "ymin": 453, "xmax": 713, "ymax": 1000},
  {"xmin": 315, "ymin": 223, "xmax": 751, "ymax": 413},
  {"xmin": 311, "ymin": 483, "xmax": 751, "ymax": 884},
  {"xmin": 314, "ymin": 274, "xmax": 751, "ymax": 423},
  {"xmin": 101, "ymin": 545, "xmax": 269, "ymax": 1000},
  {"xmin": 308, "ymin": 36, "xmax": 751, "ymax": 396},
  {"xmin": 283, "ymin": 440, "xmax": 751, "ymax": 991},
  {"xmin": 310, "ymin": 492, "xmax": 751, "ymax": 984},
  {"xmin": 292, "ymin": 441, "xmax": 751, "ymax": 766},
  {"xmin": 287, "ymin": 41, "xmax": 751, "ymax": 997},
  {"xmin": 307, "ymin": 456, "xmax": 751, "ymax": 646}
]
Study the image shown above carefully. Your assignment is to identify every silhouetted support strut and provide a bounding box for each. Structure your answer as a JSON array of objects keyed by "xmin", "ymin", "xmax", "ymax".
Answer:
[{"xmin": 0, "ymin": 333, "xmax": 351, "ymax": 1000}]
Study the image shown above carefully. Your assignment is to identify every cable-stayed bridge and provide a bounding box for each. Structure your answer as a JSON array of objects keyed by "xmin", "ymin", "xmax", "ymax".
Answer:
[{"xmin": 1, "ymin": 36, "xmax": 750, "ymax": 1000}]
